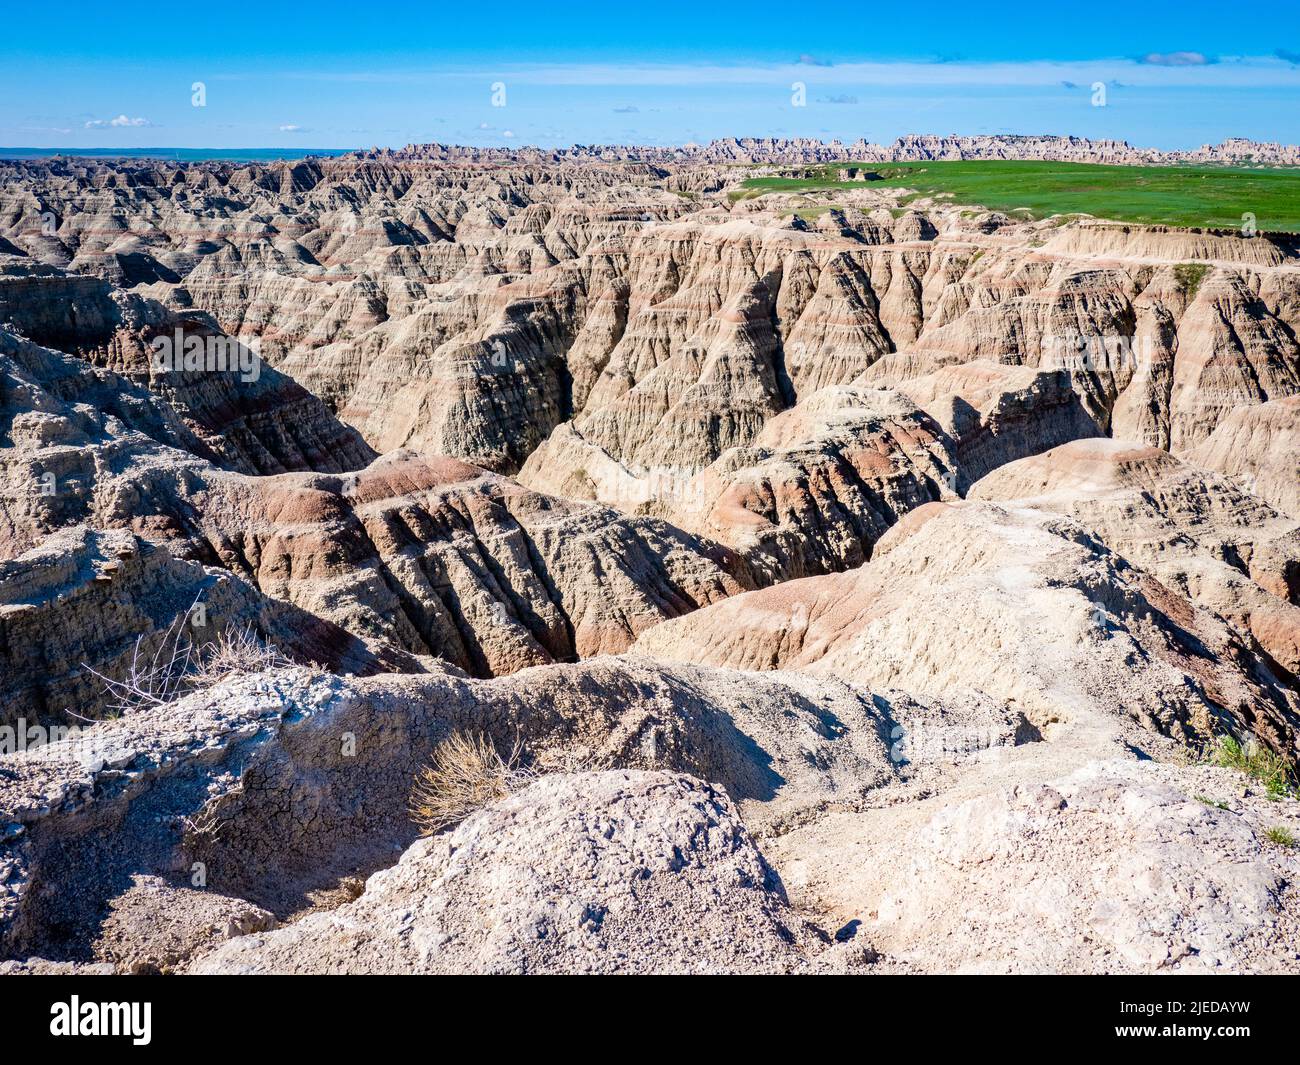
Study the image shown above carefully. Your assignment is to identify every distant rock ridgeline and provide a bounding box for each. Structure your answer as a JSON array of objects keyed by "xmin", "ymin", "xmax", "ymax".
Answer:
[{"xmin": 350, "ymin": 134, "xmax": 1300, "ymax": 166}]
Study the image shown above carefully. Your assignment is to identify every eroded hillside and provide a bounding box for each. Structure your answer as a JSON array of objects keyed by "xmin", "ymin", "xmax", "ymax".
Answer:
[{"xmin": 1, "ymin": 152, "xmax": 1298, "ymax": 974}]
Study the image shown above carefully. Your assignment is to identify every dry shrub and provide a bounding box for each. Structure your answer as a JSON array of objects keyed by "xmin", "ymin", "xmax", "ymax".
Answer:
[
  {"xmin": 86, "ymin": 612, "xmax": 292, "ymax": 717},
  {"xmin": 191, "ymin": 623, "xmax": 292, "ymax": 687},
  {"xmin": 85, "ymin": 609, "xmax": 200, "ymax": 717},
  {"xmin": 409, "ymin": 731, "xmax": 533, "ymax": 836}
]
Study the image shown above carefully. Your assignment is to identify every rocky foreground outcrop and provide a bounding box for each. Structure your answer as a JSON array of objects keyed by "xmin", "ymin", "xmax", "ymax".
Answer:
[
  {"xmin": 4, "ymin": 653, "xmax": 1297, "ymax": 974},
  {"xmin": 2, "ymin": 610, "xmax": 1298, "ymax": 976},
  {"xmin": 874, "ymin": 763, "xmax": 1294, "ymax": 972},
  {"xmin": 191, "ymin": 770, "xmax": 812, "ymax": 975},
  {"xmin": 786, "ymin": 760, "xmax": 1300, "ymax": 974},
  {"xmin": 194, "ymin": 759, "xmax": 1300, "ymax": 976},
  {"xmin": 0, "ymin": 658, "xmax": 1010, "ymax": 967}
]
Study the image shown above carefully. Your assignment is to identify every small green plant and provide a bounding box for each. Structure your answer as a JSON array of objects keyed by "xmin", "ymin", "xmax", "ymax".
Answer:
[
  {"xmin": 1213, "ymin": 736, "xmax": 1294, "ymax": 797},
  {"xmin": 1264, "ymin": 825, "xmax": 1296, "ymax": 847},
  {"xmin": 1195, "ymin": 794, "xmax": 1229, "ymax": 810},
  {"xmin": 1173, "ymin": 262, "xmax": 1211, "ymax": 299}
]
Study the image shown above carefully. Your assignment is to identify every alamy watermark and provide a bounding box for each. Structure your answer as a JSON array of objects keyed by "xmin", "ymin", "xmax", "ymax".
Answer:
[
  {"xmin": 50, "ymin": 997, "xmax": 151, "ymax": 1045},
  {"xmin": 0, "ymin": 717, "xmax": 91, "ymax": 755},
  {"xmin": 149, "ymin": 329, "xmax": 262, "ymax": 383},
  {"xmin": 1040, "ymin": 331, "xmax": 1163, "ymax": 374},
  {"xmin": 889, "ymin": 722, "xmax": 1004, "ymax": 764}
]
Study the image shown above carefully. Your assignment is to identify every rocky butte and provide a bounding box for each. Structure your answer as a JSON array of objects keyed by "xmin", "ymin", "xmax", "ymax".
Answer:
[{"xmin": 0, "ymin": 138, "xmax": 1298, "ymax": 975}]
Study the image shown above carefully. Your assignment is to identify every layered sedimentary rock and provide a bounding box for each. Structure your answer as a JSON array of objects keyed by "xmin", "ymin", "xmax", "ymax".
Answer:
[
  {"xmin": 971, "ymin": 439, "xmax": 1300, "ymax": 675},
  {"xmin": 0, "ymin": 261, "xmax": 375, "ymax": 475},
  {"xmin": 0, "ymin": 526, "xmax": 405, "ymax": 727},
  {"xmin": 4, "ymin": 156, "xmax": 1296, "ymax": 501},
  {"xmin": 1, "ymin": 334, "xmax": 748, "ymax": 695},
  {"xmin": 2, "ymin": 148, "xmax": 1299, "ymax": 976},
  {"xmin": 1166, "ymin": 271, "xmax": 1300, "ymax": 452},
  {"xmin": 634, "ymin": 501, "xmax": 1300, "ymax": 752},
  {"xmin": 664, "ymin": 386, "xmax": 961, "ymax": 582},
  {"xmin": 13, "ymin": 417, "xmax": 732, "ymax": 678},
  {"xmin": 883, "ymin": 361, "xmax": 1106, "ymax": 482},
  {"xmin": 1189, "ymin": 396, "xmax": 1300, "ymax": 520},
  {"xmin": 180, "ymin": 451, "xmax": 751, "ymax": 676}
]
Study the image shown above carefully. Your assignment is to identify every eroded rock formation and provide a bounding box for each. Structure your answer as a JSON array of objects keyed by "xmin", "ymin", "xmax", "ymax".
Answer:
[{"xmin": 1, "ymin": 149, "xmax": 1298, "ymax": 975}]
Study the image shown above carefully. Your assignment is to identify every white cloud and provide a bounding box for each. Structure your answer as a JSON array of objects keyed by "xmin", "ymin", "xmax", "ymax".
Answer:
[
  {"xmin": 1138, "ymin": 51, "xmax": 1214, "ymax": 66},
  {"xmin": 84, "ymin": 114, "xmax": 151, "ymax": 129},
  {"xmin": 279, "ymin": 123, "xmax": 304, "ymax": 132}
]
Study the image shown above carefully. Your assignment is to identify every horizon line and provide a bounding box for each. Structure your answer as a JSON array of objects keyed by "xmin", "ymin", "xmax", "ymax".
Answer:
[{"xmin": 4, "ymin": 132, "xmax": 1300, "ymax": 160}]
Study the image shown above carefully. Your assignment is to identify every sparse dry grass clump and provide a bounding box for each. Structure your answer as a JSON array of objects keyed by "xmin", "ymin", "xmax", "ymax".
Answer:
[
  {"xmin": 409, "ymin": 731, "xmax": 534, "ymax": 836},
  {"xmin": 85, "ymin": 608, "xmax": 199, "ymax": 716},
  {"xmin": 191, "ymin": 624, "xmax": 293, "ymax": 687},
  {"xmin": 1265, "ymin": 825, "xmax": 1296, "ymax": 848}
]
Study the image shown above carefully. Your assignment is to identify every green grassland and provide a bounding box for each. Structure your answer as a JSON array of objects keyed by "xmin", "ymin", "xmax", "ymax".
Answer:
[{"xmin": 736, "ymin": 160, "xmax": 1300, "ymax": 232}]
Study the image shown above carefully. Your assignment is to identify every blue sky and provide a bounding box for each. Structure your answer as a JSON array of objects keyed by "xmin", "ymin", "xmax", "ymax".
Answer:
[{"xmin": 3, "ymin": 1, "xmax": 1299, "ymax": 149}]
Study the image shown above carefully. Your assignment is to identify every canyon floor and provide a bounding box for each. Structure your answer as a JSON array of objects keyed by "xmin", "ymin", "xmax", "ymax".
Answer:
[{"xmin": 1, "ymin": 147, "xmax": 1299, "ymax": 974}]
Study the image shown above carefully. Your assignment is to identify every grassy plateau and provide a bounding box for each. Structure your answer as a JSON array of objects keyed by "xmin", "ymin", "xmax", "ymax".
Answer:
[{"xmin": 736, "ymin": 160, "xmax": 1300, "ymax": 232}]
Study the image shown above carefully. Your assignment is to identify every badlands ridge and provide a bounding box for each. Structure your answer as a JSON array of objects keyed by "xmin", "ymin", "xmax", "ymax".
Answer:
[{"xmin": 0, "ymin": 147, "xmax": 1298, "ymax": 973}]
